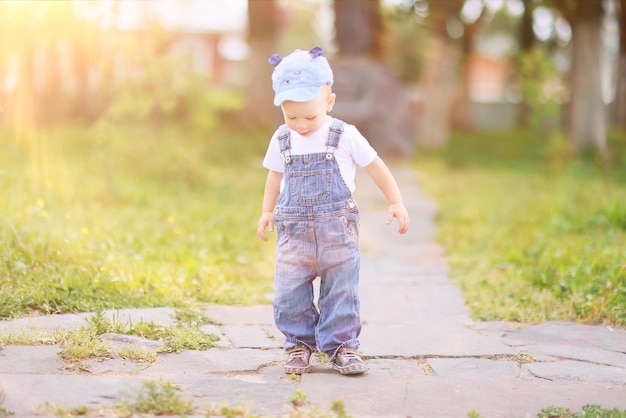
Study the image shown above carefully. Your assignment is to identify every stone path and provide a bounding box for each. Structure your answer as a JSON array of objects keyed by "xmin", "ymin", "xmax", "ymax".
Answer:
[{"xmin": 0, "ymin": 165, "xmax": 624, "ymax": 417}]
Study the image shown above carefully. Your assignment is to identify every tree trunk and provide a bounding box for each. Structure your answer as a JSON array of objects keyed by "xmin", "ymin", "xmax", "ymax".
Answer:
[
  {"xmin": 242, "ymin": 0, "xmax": 279, "ymax": 126},
  {"xmin": 567, "ymin": 0, "xmax": 607, "ymax": 157},
  {"xmin": 334, "ymin": 0, "xmax": 381, "ymax": 58},
  {"xmin": 517, "ymin": 0, "xmax": 536, "ymax": 128},
  {"xmin": 331, "ymin": 0, "xmax": 415, "ymax": 155},
  {"xmin": 417, "ymin": 0, "xmax": 464, "ymax": 148},
  {"xmin": 451, "ymin": 33, "xmax": 473, "ymax": 131},
  {"xmin": 451, "ymin": 7, "xmax": 487, "ymax": 131},
  {"xmin": 614, "ymin": 0, "xmax": 626, "ymax": 129}
]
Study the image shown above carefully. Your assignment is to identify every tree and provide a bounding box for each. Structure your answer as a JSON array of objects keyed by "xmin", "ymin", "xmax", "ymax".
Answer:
[
  {"xmin": 452, "ymin": 1, "xmax": 488, "ymax": 131},
  {"xmin": 417, "ymin": 0, "xmax": 464, "ymax": 147},
  {"xmin": 556, "ymin": 0, "xmax": 608, "ymax": 157},
  {"xmin": 517, "ymin": 0, "xmax": 538, "ymax": 128},
  {"xmin": 243, "ymin": 0, "xmax": 279, "ymax": 126},
  {"xmin": 333, "ymin": 0, "xmax": 415, "ymax": 155},
  {"xmin": 334, "ymin": 0, "xmax": 381, "ymax": 57},
  {"xmin": 615, "ymin": 0, "xmax": 626, "ymax": 129}
]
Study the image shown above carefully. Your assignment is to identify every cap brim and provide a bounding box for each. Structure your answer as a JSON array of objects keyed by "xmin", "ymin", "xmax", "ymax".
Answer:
[{"xmin": 273, "ymin": 86, "xmax": 323, "ymax": 106}]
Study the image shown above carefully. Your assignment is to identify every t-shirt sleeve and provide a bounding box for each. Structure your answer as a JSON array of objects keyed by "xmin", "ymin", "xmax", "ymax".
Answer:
[
  {"xmin": 343, "ymin": 124, "xmax": 378, "ymax": 167},
  {"xmin": 262, "ymin": 130, "xmax": 284, "ymax": 173}
]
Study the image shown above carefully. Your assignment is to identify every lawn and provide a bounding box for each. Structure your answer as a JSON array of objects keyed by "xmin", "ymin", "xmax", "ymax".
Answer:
[
  {"xmin": 0, "ymin": 122, "xmax": 276, "ymax": 319},
  {"xmin": 2, "ymin": 121, "xmax": 624, "ymax": 327},
  {"xmin": 415, "ymin": 129, "xmax": 626, "ymax": 327}
]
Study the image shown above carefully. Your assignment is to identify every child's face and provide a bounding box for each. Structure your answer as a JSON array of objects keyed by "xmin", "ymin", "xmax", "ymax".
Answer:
[{"xmin": 280, "ymin": 85, "xmax": 336, "ymax": 136}]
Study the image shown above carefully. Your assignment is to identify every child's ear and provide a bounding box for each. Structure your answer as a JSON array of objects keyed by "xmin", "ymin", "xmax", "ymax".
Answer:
[{"xmin": 327, "ymin": 93, "xmax": 336, "ymax": 112}]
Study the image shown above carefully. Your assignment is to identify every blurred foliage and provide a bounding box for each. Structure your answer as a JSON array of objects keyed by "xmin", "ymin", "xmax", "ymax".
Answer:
[
  {"xmin": 416, "ymin": 128, "xmax": 626, "ymax": 326},
  {"xmin": 94, "ymin": 26, "xmax": 243, "ymax": 133},
  {"xmin": 519, "ymin": 47, "xmax": 562, "ymax": 134},
  {"xmin": 0, "ymin": 1, "xmax": 240, "ymax": 132},
  {"xmin": 381, "ymin": 3, "xmax": 429, "ymax": 84},
  {"xmin": 518, "ymin": 46, "xmax": 569, "ymax": 172},
  {"xmin": 276, "ymin": 1, "xmax": 328, "ymax": 54}
]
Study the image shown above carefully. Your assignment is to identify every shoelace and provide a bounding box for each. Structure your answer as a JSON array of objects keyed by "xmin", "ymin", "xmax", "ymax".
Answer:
[
  {"xmin": 288, "ymin": 348, "xmax": 309, "ymax": 360},
  {"xmin": 338, "ymin": 350, "xmax": 360, "ymax": 361}
]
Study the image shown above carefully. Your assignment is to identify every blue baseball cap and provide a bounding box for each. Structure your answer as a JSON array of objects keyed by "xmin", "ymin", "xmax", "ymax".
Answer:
[{"xmin": 269, "ymin": 46, "xmax": 334, "ymax": 107}]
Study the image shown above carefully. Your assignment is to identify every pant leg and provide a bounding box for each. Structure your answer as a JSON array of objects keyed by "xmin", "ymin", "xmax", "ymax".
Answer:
[
  {"xmin": 314, "ymin": 214, "xmax": 361, "ymax": 358},
  {"xmin": 273, "ymin": 220, "xmax": 319, "ymax": 350}
]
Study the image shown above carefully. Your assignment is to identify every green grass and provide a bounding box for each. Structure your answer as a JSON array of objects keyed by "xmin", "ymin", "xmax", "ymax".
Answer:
[
  {"xmin": 538, "ymin": 404, "xmax": 626, "ymax": 418},
  {"xmin": 117, "ymin": 380, "xmax": 194, "ymax": 416},
  {"xmin": 0, "ymin": 122, "xmax": 275, "ymax": 319},
  {"xmin": 415, "ymin": 129, "xmax": 626, "ymax": 327},
  {"xmin": 0, "ymin": 388, "xmax": 12, "ymax": 417},
  {"xmin": 40, "ymin": 382, "xmax": 353, "ymax": 417},
  {"xmin": 3, "ymin": 119, "xmax": 624, "ymax": 328},
  {"xmin": 1, "ymin": 307, "xmax": 219, "ymax": 365}
]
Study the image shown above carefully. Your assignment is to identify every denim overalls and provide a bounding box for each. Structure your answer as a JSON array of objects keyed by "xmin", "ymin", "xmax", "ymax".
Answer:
[{"xmin": 273, "ymin": 118, "xmax": 361, "ymax": 360}]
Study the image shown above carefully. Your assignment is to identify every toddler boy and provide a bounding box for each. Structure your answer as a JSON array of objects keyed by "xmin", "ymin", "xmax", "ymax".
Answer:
[{"xmin": 257, "ymin": 46, "xmax": 410, "ymax": 375}]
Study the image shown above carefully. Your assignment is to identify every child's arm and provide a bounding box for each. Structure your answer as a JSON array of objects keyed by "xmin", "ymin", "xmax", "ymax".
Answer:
[
  {"xmin": 257, "ymin": 170, "xmax": 283, "ymax": 241},
  {"xmin": 364, "ymin": 156, "xmax": 410, "ymax": 234}
]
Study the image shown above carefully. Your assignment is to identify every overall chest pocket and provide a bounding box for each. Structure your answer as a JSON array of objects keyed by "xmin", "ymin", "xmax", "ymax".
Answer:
[{"xmin": 289, "ymin": 169, "xmax": 332, "ymax": 205}]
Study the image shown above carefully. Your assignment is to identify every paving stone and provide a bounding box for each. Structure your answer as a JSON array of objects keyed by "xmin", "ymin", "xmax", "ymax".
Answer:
[
  {"xmin": 0, "ymin": 313, "xmax": 91, "ymax": 335},
  {"xmin": 360, "ymin": 282, "xmax": 469, "ymax": 325},
  {"xmin": 199, "ymin": 324, "xmax": 232, "ymax": 348},
  {"xmin": 470, "ymin": 320, "xmax": 522, "ymax": 338},
  {"xmin": 102, "ymin": 307, "xmax": 178, "ymax": 328},
  {"xmin": 506, "ymin": 321, "xmax": 626, "ymax": 353},
  {"xmin": 141, "ymin": 348, "xmax": 284, "ymax": 376},
  {"xmin": 0, "ymin": 346, "xmax": 65, "ymax": 374},
  {"xmin": 170, "ymin": 374, "xmax": 302, "ymax": 415},
  {"xmin": 524, "ymin": 359, "xmax": 626, "ymax": 385},
  {"xmin": 361, "ymin": 257, "xmax": 448, "ymax": 278},
  {"xmin": 100, "ymin": 333, "xmax": 164, "ymax": 351},
  {"xmin": 428, "ymin": 357, "xmax": 528, "ymax": 379},
  {"xmin": 220, "ymin": 324, "xmax": 283, "ymax": 349},
  {"xmin": 203, "ymin": 305, "xmax": 274, "ymax": 325},
  {"xmin": 0, "ymin": 374, "xmax": 147, "ymax": 416},
  {"xmin": 81, "ymin": 357, "xmax": 152, "ymax": 375},
  {"xmin": 522, "ymin": 343, "xmax": 626, "ymax": 369},
  {"xmin": 360, "ymin": 322, "xmax": 517, "ymax": 358}
]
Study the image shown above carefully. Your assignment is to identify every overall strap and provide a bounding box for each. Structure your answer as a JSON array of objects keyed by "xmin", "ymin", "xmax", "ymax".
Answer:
[
  {"xmin": 276, "ymin": 124, "xmax": 292, "ymax": 164},
  {"xmin": 324, "ymin": 118, "xmax": 344, "ymax": 159}
]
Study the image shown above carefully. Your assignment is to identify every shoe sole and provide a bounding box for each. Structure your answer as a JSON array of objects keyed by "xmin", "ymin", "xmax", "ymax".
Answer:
[
  {"xmin": 332, "ymin": 363, "xmax": 367, "ymax": 375},
  {"xmin": 284, "ymin": 365, "xmax": 311, "ymax": 374}
]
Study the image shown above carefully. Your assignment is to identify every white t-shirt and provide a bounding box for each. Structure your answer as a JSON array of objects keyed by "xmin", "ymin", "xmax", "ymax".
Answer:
[{"xmin": 262, "ymin": 118, "xmax": 378, "ymax": 193}]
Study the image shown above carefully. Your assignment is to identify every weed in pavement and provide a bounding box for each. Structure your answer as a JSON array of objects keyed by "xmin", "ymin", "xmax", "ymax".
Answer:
[
  {"xmin": 117, "ymin": 380, "xmax": 193, "ymax": 416},
  {"xmin": 0, "ymin": 330, "xmax": 57, "ymax": 346},
  {"xmin": 290, "ymin": 390, "xmax": 307, "ymax": 408},
  {"xmin": 538, "ymin": 404, "xmax": 626, "ymax": 418},
  {"xmin": 117, "ymin": 347, "xmax": 157, "ymax": 363},
  {"xmin": 58, "ymin": 326, "xmax": 112, "ymax": 361},
  {"xmin": 209, "ymin": 401, "xmax": 259, "ymax": 418},
  {"xmin": 0, "ymin": 388, "xmax": 14, "ymax": 417},
  {"xmin": 40, "ymin": 402, "xmax": 89, "ymax": 418}
]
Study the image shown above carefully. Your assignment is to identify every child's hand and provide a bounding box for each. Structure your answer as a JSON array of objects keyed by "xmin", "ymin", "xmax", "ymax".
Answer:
[
  {"xmin": 386, "ymin": 203, "xmax": 410, "ymax": 235},
  {"xmin": 257, "ymin": 212, "xmax": 275, "ymax": 241}
]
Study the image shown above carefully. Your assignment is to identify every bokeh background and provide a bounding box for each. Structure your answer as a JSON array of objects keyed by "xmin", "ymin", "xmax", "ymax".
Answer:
[
  {"xmin": 0, "ymin": 0, "xmax": 624, "ymax": 326},
  {"xmin": 1, "ymin": 0, "xmax": 624, "ymax": 152}
]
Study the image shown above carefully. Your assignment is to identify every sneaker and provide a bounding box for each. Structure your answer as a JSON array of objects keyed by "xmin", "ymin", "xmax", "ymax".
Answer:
[
  {"xmin": 332, "ymin": 346, "xmax": 367, "ymax": 375},
  {"xmin": 284, "ymin": 345, "xmax": 312, "ymax": 374}
]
